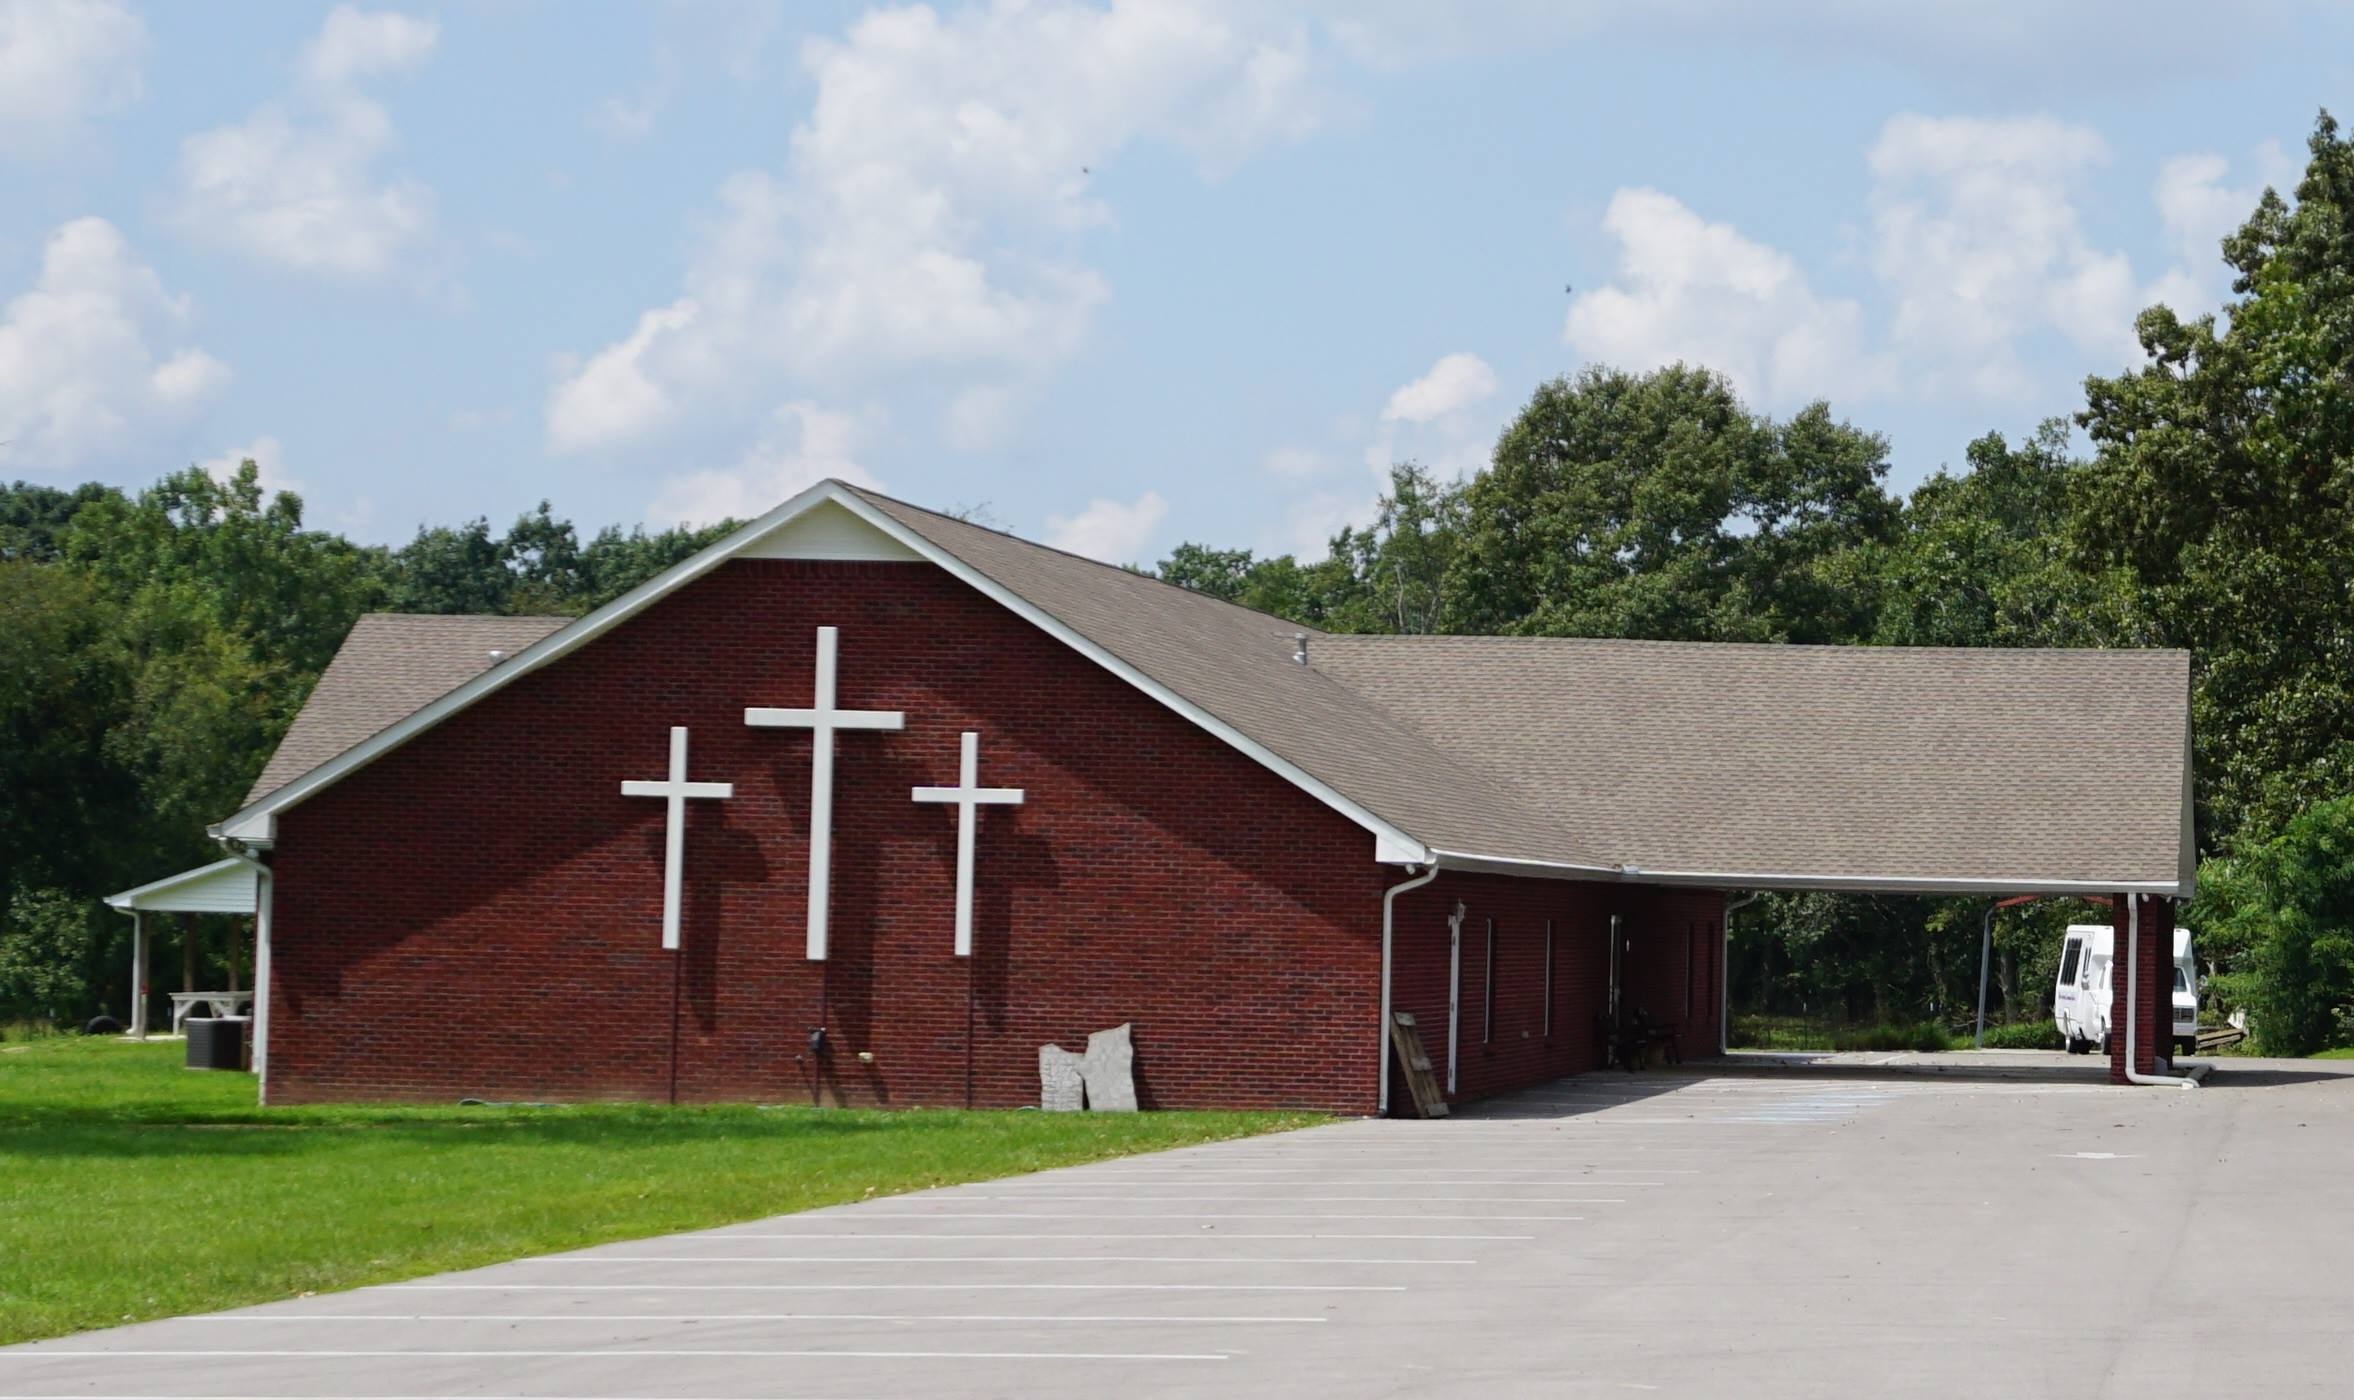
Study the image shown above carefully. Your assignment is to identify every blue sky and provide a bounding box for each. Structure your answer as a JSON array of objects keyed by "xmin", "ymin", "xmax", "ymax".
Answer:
[{"xmin": 2, "ymin": 2, "xmax": 2348, "ymax": 564}]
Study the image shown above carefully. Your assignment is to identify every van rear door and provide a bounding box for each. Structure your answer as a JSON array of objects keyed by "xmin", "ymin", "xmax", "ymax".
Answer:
[{"xmin": 2055, "ymin": 934, "xmax": 2084, "ymax": 1038}]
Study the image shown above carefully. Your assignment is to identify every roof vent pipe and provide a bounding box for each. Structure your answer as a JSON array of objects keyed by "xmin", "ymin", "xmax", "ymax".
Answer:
[
  {"xmin": 1293, "ymin": 633, "xmax": 1309, "ymax": 666},
  {"xmin": 487, "ymin": 649, "xmax": 506, "ymax": 664}
]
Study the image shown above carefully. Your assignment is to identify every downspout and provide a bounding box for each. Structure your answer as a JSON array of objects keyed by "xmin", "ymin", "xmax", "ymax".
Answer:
[
  {"xmin": 1378, "ymin": 861, "xmax": 1441, "ymax": 1116},
  {"xmin": 1721, "ymin": 892, "xmax": 1760, "ymax": 1056},
  {"xmin": 2123, "ymin": 894, "xmax": 2195, "ymax": 1089},
  {"xmin": 212, "ymin": 839, "xmax": 274, "ymax": 1101}
]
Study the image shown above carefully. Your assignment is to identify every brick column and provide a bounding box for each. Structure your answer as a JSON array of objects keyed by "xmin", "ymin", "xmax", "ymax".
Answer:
[{"xmin": 2106, "ymin": 893, "xmax": 2171, "ymax": 1083}]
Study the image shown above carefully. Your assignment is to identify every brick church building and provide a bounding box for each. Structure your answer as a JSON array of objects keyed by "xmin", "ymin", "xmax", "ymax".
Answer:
[{"xmin": 204, "ymin": 481, "xmax": 2197, "ymax": 1110}]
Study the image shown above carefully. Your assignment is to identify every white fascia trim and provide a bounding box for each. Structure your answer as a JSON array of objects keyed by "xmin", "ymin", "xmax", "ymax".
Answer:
[
  {"xmin": 215, "ymin": 478, "xmax": 856, "ymax": 842},
  {"xmin": 217, "ymin": 480, "xmax": 1433, "ymax": 861},
  {"xmin": 104, "ymin": 857, "xmax": 254, "ymax": 909},
  {"xmin": 1426, "ymin": 847, "xmax": 2185, "ymax": 897},
  {"xmin": 1421, "ymin": 847, "xmax": 1621, "ymax": 880},
  {"xmin": 822, "ymin": 491, "xmax": 1430, "ymax": 861}
]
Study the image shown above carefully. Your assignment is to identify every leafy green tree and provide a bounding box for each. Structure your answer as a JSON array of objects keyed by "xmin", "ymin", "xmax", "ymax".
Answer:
[
  {"xmin": 2192, "ymin": 794, "xmax": 2354, "ymax": 1055},
  {"xmin": 575, "ymin": 520, "xmax": 738, "ymax": 609},
  {"xmin": 0, "ymin": 886, "xmax": 114, "ymax": 1026},
  {"xmin": 1447, "ymin": 365, "xmax": 1897, "ymax": 641},
  {"xmin": 0, "ymin": 563, "xmax": 133, "ymax": 904},
  {"xmin": 2073, "ymin": 112, "xmax": 2354, "ymax": 842},
  {"xmin": 390, "ymin": 517, "xmax": 513, "ymax": 614},
  {"xmin": 1, "ymin": 481, "xmax": 124, "ymax": 562},
  {"xmin": 61, "ymin": 463, "xmax": 385, "ymax": 679},
  {"xmin": 1871, "ymin": 423, "xmax": 2141, "ymax": 650}
]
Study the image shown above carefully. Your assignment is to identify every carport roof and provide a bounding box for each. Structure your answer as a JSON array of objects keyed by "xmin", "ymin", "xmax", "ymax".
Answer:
[
  {"xmin": 217, "ymin": 480, "xmax": 2196, "ymax": 896},
  {"xmin": 1309, "ymin": 635, "xmax": 2194, "ymax": 894}
]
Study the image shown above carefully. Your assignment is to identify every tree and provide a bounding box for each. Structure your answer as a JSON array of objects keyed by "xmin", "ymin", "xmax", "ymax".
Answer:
[
  {"xmin": 1447, "ymin": 365, "xmax": 1898, "ymax": 641},
  {"xmin": 2192, "ymin": 794, "xmax": 2354, "ymax": 1055},
  {"xmin": 1, "ymin": 481, "xmax": 123, "ymax": 562},
  {"xmin": 2073, "ymin": 112, "xmax": 2354, "ymax": 843},
  {"xmin": 1871, "ymin": 422, "xmax": 2140, "ymax": 650}
]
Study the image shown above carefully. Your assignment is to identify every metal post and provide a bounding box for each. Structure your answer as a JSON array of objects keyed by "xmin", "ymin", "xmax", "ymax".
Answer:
[{"xmin": 1974, "ymin": 902, "xmax": 1994, "ymax": 1049}]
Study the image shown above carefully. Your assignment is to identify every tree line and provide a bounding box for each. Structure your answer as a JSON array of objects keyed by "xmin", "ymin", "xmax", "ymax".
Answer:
[{"xmin": 4, "ymin": 115, "xmax": 2351, "ymax": 1053}]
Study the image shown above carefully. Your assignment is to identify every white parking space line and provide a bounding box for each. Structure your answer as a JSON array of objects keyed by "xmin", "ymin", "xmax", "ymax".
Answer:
[
  {"xmin": 841, "ymin": 1212, "xmax": 1587, "ymax": 1222},
  {"xmin": 711, "ymin": 1231, "xmax": 1532, "ymax": 1240},
  {"xmin": 384, "ymin": 1282, "xmax": 1409, "ymax": 1293},
  {"xmin": 929, "ymin": 1193, "xmax": 1626, "ymax": 1203},
  {"xmin": 552, "ymin": 1254, "xmax": 1477, "ymax": 1265},
  {"xmin": 1024, "ymin": 1177, "xmax": 1666, "ymax": 1187},
  {"xmin": 192, "ymin": 1313, "xmax": 1331, "ymax": 1325},
  {"xmin": 9, "ymin": 1349, "xmax": 1232, "ymax": 1362}
]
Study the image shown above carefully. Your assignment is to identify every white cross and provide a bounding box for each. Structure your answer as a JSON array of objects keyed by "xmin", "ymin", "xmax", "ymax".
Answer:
[
  {"xmin": 745, "ymin": 625, "xmax": 905, "ymax": 960},
  {"xmin": 619, "ymin": 726, "xmax": 734, "ymax": 951},
  {"xmin": 911, "ymin": 731, "xmax": 1026, "ymax": 957}
]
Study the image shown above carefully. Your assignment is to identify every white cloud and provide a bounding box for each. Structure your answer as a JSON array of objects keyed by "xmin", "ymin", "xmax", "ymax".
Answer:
[
  {"xmin": 1380, "ymin": 351, "xmax": 1497, "ymax": 425},
  {"xmin": 198, "ymin": 434, "xmax": 300, "ymax": 499},
  {"xmin": 1565, "ymin": 188, "xmax": 1887, "ymax": 409},
  {"xmin": 555, "ymin": 0, "xmax": 1331, "ymax": 464},
  {"xmin": 645, "ymin": 401, "xmax": 880, "ymax": 528},
  {"xmin": 0, "ymin": 217, "xmax": 229, "ymax": 469},
  {"xmin": 300, "ymin": 4, "xmax": 436, "ymax": 86},
  {"xmin": 0, "ymin": 0, "xmax": 145, "ymax": 160},
  {"xmin": 1866, "ymin": 114, "xmax": 2141, "ymax": 393},
  {"xmin": 170, "ymin": 5, "xmax": 438, "ymax": 279},
  {"xmin": 1044, "ymin": 490, "xmax": 1168, "ymax": 565}
]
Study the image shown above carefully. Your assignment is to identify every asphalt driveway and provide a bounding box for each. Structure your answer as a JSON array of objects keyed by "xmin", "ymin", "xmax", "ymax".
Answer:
[{"xmin": 8, "ymin": 1056, "xmax": 2351, "ymax": 1399}]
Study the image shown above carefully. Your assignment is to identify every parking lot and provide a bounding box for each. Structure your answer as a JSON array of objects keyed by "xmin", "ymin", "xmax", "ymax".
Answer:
[{"xmin": 8, "ymin": 1057, "xmax": 2353, "ymax": 1399}]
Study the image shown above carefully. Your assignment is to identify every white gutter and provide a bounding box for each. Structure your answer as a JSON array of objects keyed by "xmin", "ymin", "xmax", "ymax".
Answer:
[
  {"xmin": 1721, "ymin": 891, "xmax": 1761, "ymax": 1055},
  {"xmin": 211, "ymin": 840, "xmax": 275, "ymax": 1101},
  {"xmin": 1376, "ymin": 861, "xmax": 1440, "ymax": 1116},
  {"xmin": 2123, "ymin": 895, "xmax": 2195, "ymax": 1089},
  {"xmin": 1421, "ymin": 848, "xmax": 2184, "ymax": 898}
]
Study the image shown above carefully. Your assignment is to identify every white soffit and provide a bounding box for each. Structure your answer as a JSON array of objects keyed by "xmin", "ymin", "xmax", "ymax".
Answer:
[
  {"xmin": 106, "ymin": 858, "xmax": 259, "ymax": 913},
  {"xmin": 740, "ymin": 498, "xmax": 924, "ymax": 562}
]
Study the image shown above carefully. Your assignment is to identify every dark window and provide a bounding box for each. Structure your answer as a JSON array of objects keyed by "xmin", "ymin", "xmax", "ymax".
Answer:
[
  {"xmin": 2059, "ymin": 939, "xmax": 2082, "ymax": 985},
  {"xmin": 1543, "ymin": 919, "xmax": 1555, "ymax": 1037},
  {"xmin": 1482, "ymin": 919, "xmax": 1496, "ymax": 1044}
]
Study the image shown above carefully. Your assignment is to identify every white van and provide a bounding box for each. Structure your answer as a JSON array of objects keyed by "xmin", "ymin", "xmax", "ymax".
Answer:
[{"xmin": 2053, "ymin": 923, "xmax": 2198, "ymax": 1058}]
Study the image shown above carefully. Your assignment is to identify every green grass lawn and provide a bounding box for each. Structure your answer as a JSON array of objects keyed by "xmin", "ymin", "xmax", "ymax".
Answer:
[{"xmin": 0, "ymin": 1037, "xmax": 1319, "ymax": 1346}]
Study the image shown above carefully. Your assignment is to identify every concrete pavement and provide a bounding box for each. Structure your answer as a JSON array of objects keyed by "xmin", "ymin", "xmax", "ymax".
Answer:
[{"xmin": 7, "ymin": 1055, "xmax": 2351, "ymax": 1398}]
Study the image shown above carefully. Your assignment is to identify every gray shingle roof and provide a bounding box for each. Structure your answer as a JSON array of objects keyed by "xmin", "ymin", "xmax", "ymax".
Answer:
[
  {"xmin": 1308, "ymin": 635, "xmax": 2191, "ymax": 887},
  {"xmin": 243, "ymin": 483, "xmax": 2193, "ymax": 892},
  {"xmin": 245, "ymin": 613, "xmax": 570, "ymax": 805}
]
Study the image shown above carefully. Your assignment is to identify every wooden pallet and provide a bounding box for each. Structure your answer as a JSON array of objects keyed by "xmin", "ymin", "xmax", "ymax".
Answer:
[
  {"xmin": 1389, "ymin": 1011, "xmax": 1448, "ymax": 1118},
  {"xmin": 2196, "ymin": 1023, "xmax": 2247, "ymax": 1054}
]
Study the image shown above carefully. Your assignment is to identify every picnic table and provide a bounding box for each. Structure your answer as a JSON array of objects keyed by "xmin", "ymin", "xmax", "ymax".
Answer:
[{"xmin": 170, "ymin": 991, "xmax": 254, "ymax": 1035}]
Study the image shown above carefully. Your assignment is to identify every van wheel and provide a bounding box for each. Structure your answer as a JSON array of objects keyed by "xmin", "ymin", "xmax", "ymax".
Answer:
[{"xmin": 2065, "ymin": 1036, "xmax": 2089, "ymax": 1055}]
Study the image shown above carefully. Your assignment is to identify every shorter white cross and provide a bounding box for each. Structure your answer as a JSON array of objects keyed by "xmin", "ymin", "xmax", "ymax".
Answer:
[
  {"xmin": 911, "ymin": 730, "xmax": 1025, "ymax": 957},
  {"xmin": 620, "ymin": 726, "xmax": 734, "ymax": 951}
]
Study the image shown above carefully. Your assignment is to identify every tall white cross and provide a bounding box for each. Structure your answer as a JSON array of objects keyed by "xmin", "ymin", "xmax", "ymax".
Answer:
[
  {"xmin": 619, "ymin": 726, "xmax": 734, "ymax": 951},
  {"xmin": 911, "ymin": 731, "xmax": 1026, "ymax": 957},
  {"xmin": 746, "ymin": 625, "xmax": 905, "ymax": 960}
]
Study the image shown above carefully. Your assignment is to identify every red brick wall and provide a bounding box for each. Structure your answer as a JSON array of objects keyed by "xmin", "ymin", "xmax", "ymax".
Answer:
[
  {"xmin": 267, "ymin": 559, "xmax": 1390, "ymax": 1111},
  {"xmin": 1388, "ymin": 875, "xmax": 1725, "ymax": 1107}
]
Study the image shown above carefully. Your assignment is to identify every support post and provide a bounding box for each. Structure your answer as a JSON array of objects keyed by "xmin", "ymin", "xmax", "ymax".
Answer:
[
  {"xmin": 1974, "ymin": 902, "xmax": 1994, "ymax": 1049},
  {"xmin": 2107, "ymin": 893, "xmax": 2172, "ymax": 1083},
  {"xmin": 181, "ymin": 912, "xmax": 198, "ymax": 999},
  {"xmin": 128, "ymin": 911, "xmax": 148, "ymax": 1038}
]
